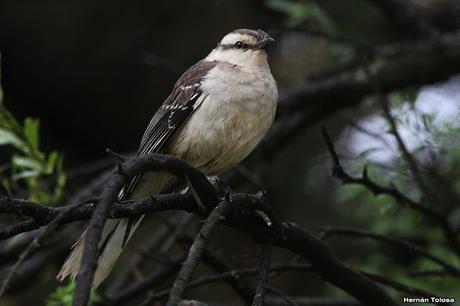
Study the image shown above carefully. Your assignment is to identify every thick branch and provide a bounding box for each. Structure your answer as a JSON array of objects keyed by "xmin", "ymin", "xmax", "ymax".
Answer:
[
  {"xmin": 1, "ymin": 196, "xmax": 398, "ymax": 306},
  {"xmin": 320, "ymin": 227, "xmax": 460, "ymax": 277},
  {"xmin": 280, "ymin": 30, "xmax": 460, "ymax": 114},
  {"xmin": 368, "ymin": 0, "xmax": 437, "ymax": 37},
  {"xmin": 72, "ymin": 153, "xmax": 217, "ymax": 306},
  {"xmin": 263, "ymin": 30, "xmax": 460, "ymax": 157},
  {"xmin": 276, "ymin": 223, "xmax": 399, "ymax": 306}
]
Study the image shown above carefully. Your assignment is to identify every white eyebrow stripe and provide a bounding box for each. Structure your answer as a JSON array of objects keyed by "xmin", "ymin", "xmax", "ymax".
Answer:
[{"xmin": 221, "ymin": 33, "xmax": 246, "ymax": 45}]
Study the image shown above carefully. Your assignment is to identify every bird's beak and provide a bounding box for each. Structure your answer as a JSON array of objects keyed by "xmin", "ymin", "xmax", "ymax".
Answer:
[{"xmin": 255, "ymin": 35, "xmax": 275, "ymax": 50}]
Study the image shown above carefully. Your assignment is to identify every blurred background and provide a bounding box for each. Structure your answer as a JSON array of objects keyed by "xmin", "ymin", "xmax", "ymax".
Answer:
[{"xmin": 1, "ymin": 0, "xmax": 460, "ymax": 305}]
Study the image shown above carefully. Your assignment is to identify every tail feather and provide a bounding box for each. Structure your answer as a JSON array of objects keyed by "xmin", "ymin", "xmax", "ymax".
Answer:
[
  {"xmin": 56, "ymin": 217, "xmax": 143, "ymax": 289},
  {"xmin": 56, "ymin": 227, "xmax": 88, "ymax": 282},
  {"xmin": 58, "ymin": 172, "xmax": 174, "ymax": 288}
]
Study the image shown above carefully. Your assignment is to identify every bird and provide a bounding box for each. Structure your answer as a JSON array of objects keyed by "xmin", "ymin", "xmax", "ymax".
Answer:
[{"xmin": 57, "ymin": 28, "xmax": 278, "ymax": 288}]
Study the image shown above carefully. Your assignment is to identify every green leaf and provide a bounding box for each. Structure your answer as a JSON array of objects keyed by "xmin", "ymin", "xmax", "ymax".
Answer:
[
  {"xmin": 0, "ymin": 127, "xmax": 27, "ymax": 151},
  {"xmin": 13, "ymin": 170, "xmax": 40, "ymax": 180},
  {"xmin": 306, "ymin": 2, "xmax": 336, "ymax": 33},
  {"xmin": 46, "ymin": 151, "xmax": 59, "ymax": 174},
  {"xmin": 46, "ymin": 279, "xmax": 75, "ymax": 306},
  {"xmin": 0, "ymin": 105, "xmax": 23, "ymax": 133},
  {"xmin": 266, "ymin": 0, "xmax": 309, "ymax": 27},
  {"xmin": 52, "ymin": 154, "xmax": 66, "ymax": 203},
  {"xmin": 335, "ymin": 183, "xmax": 369, "ymax": 203},
  {"xmin": 23, "ymin": 117, "xmax": 40, "ymax": 152},
  {"xmin": 46, "ymin": 279, "xmax": 99, "ymax": 306},
  {"xmin": 266, "ymin": 0, "xmax": 300, "ymax": 16},
  {"xmin": 12, "ymin": 155, "xmax": 44, "ymax": 172},
  {"xmin": 0, "ymin": 59, "xmax": 66, "ymax": 203},
  {"xmin": 0, "ymin": 55, "xmax": 3, "ymax": 106},
  {"xmin": 265, "ymin": 0, "xmax": 335, "ymax": 31}
]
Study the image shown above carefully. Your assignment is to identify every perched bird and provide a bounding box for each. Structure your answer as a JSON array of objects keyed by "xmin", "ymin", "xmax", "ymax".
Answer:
[{"xmin": 57, "ymin": 28, "xmax": 278, "ymax": 288}]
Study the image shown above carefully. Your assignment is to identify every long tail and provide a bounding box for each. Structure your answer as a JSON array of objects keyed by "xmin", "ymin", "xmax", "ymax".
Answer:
[
  {"xmin": 57, "ymin": 217, "xmax": 143, "ymax": 289},
  {"xmin": 57, "ymin": 172, "xmax": 174, "ymax": 288}
]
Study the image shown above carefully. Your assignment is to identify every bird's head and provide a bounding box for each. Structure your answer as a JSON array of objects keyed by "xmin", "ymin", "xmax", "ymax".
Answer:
[{"xmin": 205, "ymin": 29, "xmax": 275, "ymax": 68}]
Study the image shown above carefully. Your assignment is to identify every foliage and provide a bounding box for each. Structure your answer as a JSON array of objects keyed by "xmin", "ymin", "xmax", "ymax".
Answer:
[
  {"xmin": 46, "ymin": 279, "xmax": 99, "ymax": 306},
  {"xmin": 265, "ymin": 0, "xmax": 336, "ymax": 32},
  {"xmin": 0, "ymin": 65, "xmax": 66, "ymax": 204},
  {"xmin": 333, "ymin": 94, "xmax": 460, "ymax": 300}
]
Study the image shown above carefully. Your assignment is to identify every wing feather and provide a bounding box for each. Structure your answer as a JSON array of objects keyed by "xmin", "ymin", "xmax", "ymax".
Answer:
[
  {"xmin": 119, "ymin": 60, "xmax": 217, "ymax": 246},
  {"xmin": 122, "ymin": 60, "xmax": 217, "ymax": 198}
]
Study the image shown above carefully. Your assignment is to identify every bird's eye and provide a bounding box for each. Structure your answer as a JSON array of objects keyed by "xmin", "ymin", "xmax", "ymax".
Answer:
[{"xmin": 234, "ymin": 41, "xmax": 244, "ymax": 49}]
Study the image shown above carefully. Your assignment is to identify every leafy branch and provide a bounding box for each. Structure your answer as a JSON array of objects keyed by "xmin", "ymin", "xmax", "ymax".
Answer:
[{"xmin": 0, "ymin": 64, "xmax": 65, "ymax": 204}]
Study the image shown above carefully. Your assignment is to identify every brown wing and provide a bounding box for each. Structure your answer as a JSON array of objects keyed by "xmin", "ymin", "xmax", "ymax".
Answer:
[
  {"xmin": 119, "ymin": 60, "xmax": 217, "ymax": 246},
  {"xmin": 122, "ymin": 60, "xmax": 217, "ymax": 198}
]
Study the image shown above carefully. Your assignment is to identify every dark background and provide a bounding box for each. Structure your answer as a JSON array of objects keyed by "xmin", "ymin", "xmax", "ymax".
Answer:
[
  {"xmin": 1, "ymin": 0, "xmax": 460, "ymax": 305},
  {"xmin": 0, "ymin": 0, "xmax": 279, "ymax": 163}
]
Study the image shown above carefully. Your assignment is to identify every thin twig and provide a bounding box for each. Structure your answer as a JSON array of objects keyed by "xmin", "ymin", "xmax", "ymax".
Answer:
[
  {"xmin": 266, "ymin": 287, "xmax": 299, "ymax": 306},
  {"xmin": 253, "ymin": 242, "xmax": 272, "ymax": 306},
  {"xmin": 408, "ymin": 270, "xmax": 448, "ymax": 278},
  {"xmin": 180, "ymin": 262, "xmax": 313, "ymax": 290},
  {"xmin": 105, "ymin": 148, "xmax": 127, "ymax": 162},
  {"xmin": 105, "ymin": 214, "xmax": 188, "ymax": 295},
  {"xmin": 379, "ymin": 99, "xmax": 432, "ymax": 199},
  {"xmin": 319, "ymin": 227, "xmax": 460, "ymax": 277},
  {"xmin": 363, "ymin": 272, "xmax": 449, "ymax": 305},
  {"xmin": 0, "ymin": 201, "xmax": 84, "ymax": 299},
  {"xmin": 359, "ymin": 55, "xmax": 460, "ymax": 258},
  {"xmin": 126, "ymin": 260, "xmax": 436, "ymax": 306},
  {"xmin": 164, "ymin": 200, "xmax": 232, "ymax": 306},
  {"xmin": 266, "ymin": 296, "xmax": 361, "ymax": 306},
  {"xmin": 0, "ymin": 219, "xmax": 40, "ymax": 240},
  {"xmin": 103, "ymin": 255, "xmax": 183, "ymax": 305},
  {"xmin": 201, "ymin": 246, "xmax": 255, "ymax": 304},
  {"xmin": 368, "ymin": 0, "xmax": 438, "ymax": 37},
  {"xmin": 277, "ymin": 223, "xmax": 399, "ymax": 306},
  {"xmin": 321, "ymin": 127, "xmax": 460, "ymax": 257},
  {"xmin": 133, "ymin": 263, "xmax": 315, "ymax": 304}
]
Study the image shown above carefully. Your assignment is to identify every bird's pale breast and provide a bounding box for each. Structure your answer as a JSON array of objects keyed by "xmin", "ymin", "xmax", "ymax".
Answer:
[{"xmin": 168, "ymin": 62, "xmax": 278, "ymax": 174}]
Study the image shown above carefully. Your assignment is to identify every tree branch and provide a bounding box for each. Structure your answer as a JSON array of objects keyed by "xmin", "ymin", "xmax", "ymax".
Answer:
[
  {"xmin": 266, "ymin": 287, "xmax": 300, "ymax": 306},
  {"xmin": 276, "ymin": 223, "xmax": 399, "ymax": 306},
  {"xmin": 72, "ymin": 153, "xmax": 217, "ymax": 306},
  {"xmin": 367, "ymin": 0, "xmax": 437, "ymax": 37},
  {"xmin": 252, "ymin": 242, "xmax": 272, "ymax": 306},
  {"xmin": 320, "ymin": 227, "xmax": 460, "ymax": 277},
  {"xmin": 0, "ymin": 201, "xmax": 85, "ymax": 299},
  {"xmin": 165, "ymin": 200, "xmax": 232, "ymax": 306},
  {"xmin": 321, "ymin": 127, "xmax": 460, "ymax": 257},
  {"xmin": 262, "ymin": 30, "xmax": 460, "ymax": 158},
  {"xmin": 103, "ymin": 255, "xmax": 183, "ymax": 305},
  {"xmin": 0, "ymin": 153, "xmax": 399, "ymax": 306},
  {"xmin": 201, "ymin": 246, "xmax": 255, "ymax": 304}
]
